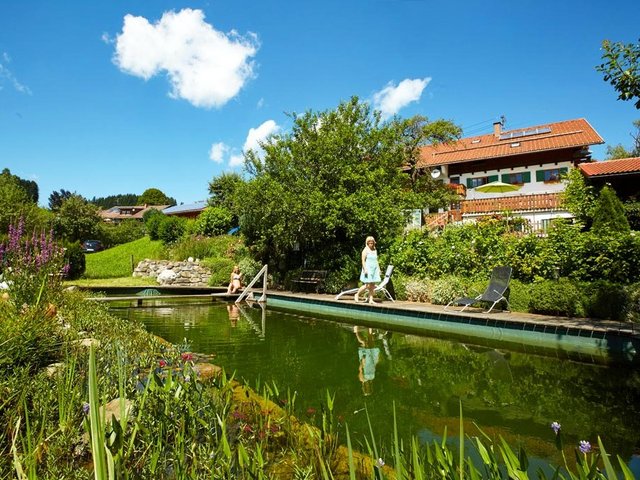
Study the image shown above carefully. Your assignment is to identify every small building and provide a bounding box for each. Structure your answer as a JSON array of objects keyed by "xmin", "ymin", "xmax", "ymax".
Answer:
[
  {"xmin": 162, "ymin": 201, "xmax": 208, "ymax": 219},
  {"xmin": 99, "ymin": 204, "xmax": 170, "ymax": 223},
  {"xmin": 417, "ymin": 118, "xmax": 604, "ymax": 231},
  {"xmin": 578, "ymin": 156, "xmax": 640, "ymax": 200}
]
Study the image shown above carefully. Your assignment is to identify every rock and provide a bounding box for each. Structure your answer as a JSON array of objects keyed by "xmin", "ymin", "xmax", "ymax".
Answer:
[
  {"xmin": 76, "ymin": 338, "xmax": 100, "ymax": 348},
  {"xmin": 192, "ymin": 363, "xmax": 223, "ymax": 381},
  {"xmin": 157, "ymin": 269, "xmax": 178, "ymax": 284},
  {"xmin": 102, "ymin": 397, "xmax": 133, "ymax": 425},
  {"xmin": 46, "ymin": 362, "xmax": 64, "ymax": 377}
]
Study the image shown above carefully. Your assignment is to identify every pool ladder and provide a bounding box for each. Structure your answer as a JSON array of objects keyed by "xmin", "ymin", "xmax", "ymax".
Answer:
[{"xmin": 235, "ymin": 265, "xmax": 268, "ymax": 304}]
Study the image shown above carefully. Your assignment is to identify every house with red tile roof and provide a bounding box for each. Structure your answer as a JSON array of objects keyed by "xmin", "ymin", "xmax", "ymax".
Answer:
[
  {"xmin": 99, "ymin": 204, "xmax": 170, "ymax": 222},
  {"xmin": 416, "ymin": 118, "xmax": 604, "ymax": 230},
  {"xmin": 578, "ymin": 156, "xmax": 640, "ymax": 199}
]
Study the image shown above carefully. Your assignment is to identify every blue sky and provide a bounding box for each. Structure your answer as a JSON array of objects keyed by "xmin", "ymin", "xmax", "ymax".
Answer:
[{"xmin": 1, "ymin": 0, "xmax": 638, "ymax": 206}]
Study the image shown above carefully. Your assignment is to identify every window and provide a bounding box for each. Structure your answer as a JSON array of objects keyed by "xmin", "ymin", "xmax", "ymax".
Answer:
[
  {"xmin": 536, "ymin": 167, "xmax": 568, "ymax": 183},
  {"xmin": 466, "ymin": 175, "xmax": 498, "ymax": 189},
  {"xmin": 501, "ymin": 171, "xmax": 531, "ymax": 184},
  {"xmin": 450, "ymin": 176, "xmax": 460, "ymax": 184}
]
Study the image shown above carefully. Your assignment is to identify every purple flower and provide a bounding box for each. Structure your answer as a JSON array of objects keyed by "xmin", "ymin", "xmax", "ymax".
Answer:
[
  {"xmin": 82, "ymin": 402, "xmax": 90, "ymax": 415},
  {"xmin": 551, "ymin": 421, "xmax": 561, "ymax": 434},
  {"xmin": 579, "ymin": 440, "xmax": 591, "ymax": 454}
]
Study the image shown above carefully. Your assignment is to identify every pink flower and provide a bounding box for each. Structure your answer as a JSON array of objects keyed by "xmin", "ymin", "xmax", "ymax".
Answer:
[{"xmin": 181, "ymin": 352, "xmax": 193, "ymax": 362}]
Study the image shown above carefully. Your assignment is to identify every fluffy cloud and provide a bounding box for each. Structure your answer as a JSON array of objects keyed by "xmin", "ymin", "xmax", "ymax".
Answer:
[
  {"xmin": 113, "ymin": 8, "xmax": 259, "ymax": 108},
  {"xmin": 373, "ymin": 78, "xmax": 431, "ymax": 119},
  {"xmin": 0, "ymin": 52, "xmax": 32, "ymax": 95},
  {"xmin": 243, "ymin": 120, "xmax": 279, "ymax": 153},
  {"xmin": 208, "ymin": 142, "xmax": 229, "ymax": 163},
  {"xmin": 213, "ymin": 119, "xmax": 280, "ymax": 168}
]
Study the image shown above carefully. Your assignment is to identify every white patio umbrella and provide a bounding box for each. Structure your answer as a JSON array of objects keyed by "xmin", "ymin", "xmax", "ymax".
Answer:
[{"xmin": 475, "ymin": 181, "xmax": 522, "ymax": 193}]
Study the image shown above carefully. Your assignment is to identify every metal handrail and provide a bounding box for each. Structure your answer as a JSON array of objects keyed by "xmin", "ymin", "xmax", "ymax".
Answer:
[{"xmin": 235, "ymin": 264, "xmax": 268, "ymax": 304}]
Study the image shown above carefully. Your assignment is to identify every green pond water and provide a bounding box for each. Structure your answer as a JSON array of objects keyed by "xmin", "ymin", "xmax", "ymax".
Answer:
[{"xmin": 112, "ymin": 300, "xmax": 640, "ymax": 472}]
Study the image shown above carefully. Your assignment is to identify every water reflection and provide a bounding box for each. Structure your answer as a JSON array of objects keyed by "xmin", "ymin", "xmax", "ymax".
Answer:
[{"xmin": 112, "ymin": 301, "xmax": 640, "ymax": 473}]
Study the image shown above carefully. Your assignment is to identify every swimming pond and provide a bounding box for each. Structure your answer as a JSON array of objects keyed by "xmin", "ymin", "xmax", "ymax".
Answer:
[{"xmin": 111, "ymin": 300, "xmax": 640, "ymax": 472}]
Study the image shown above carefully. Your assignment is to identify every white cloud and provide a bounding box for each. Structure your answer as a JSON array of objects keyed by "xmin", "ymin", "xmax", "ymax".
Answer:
[
  {"xmin": 209, "ymin": 142, "xmax": 229, "ymax": 163},
  {"xmin": 113, "ymin": 8, "xmax": 259, "ymax": 108},
  {"xmin": 243, "ymin": 119, "xmax": 279, "ymax": 153},
  {"xmin": 0, "ymin": 52, "xmax": 32, "ymax": 95},
  {"xmin": 228, "ymin": 154, "xmax": 245, "ymax": 168},
  {"xmin": 373, "ymin": 77, "xmax": 431, "ymax": 119},
  {"xmin": 256, "ymin": 97, "xmax": 264, "ymax": 109}
]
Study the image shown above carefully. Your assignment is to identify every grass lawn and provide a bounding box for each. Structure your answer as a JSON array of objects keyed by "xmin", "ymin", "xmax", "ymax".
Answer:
[{"xmin": 83, "ymin": 237, "xmax": 164, "ymax": 279}]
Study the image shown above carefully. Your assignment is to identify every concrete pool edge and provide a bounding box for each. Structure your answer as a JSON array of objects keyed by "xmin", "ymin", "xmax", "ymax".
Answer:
[{"xmin": 265, "ymin": 292, "xmax": 640, "ymax": 361}]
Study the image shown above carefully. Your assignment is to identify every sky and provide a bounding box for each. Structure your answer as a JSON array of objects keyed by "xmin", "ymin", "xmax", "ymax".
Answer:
[{"xmin": 0, "ymin": 0, "xmax": 638, "ymax": 206}]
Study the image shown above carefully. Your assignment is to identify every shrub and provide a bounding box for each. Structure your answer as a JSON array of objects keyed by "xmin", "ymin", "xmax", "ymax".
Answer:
[
  {"xmin": 430, "ymin": 275, "xmax": 467, "ymax": 305},
  {"xmin": 237, "ymin": 257, "xmax": 263, "ymax": 286},
  {"xmin": 193, "ymin": 206, "xmax": 234, "ymax": 237},
  {"xmin": 507, "ymin": 279, "xmax": 531, "ymax": 313},
  {"xmin": 144, "ymin": 209, "xmax": 165, "ymax": 240},
  {"xmin": 626, "ymin": 282, "xmax": 640, "ymax": 323},
  {"xmin": 324, "ymin": 255, "xmax": 359, "ymax": 294},
  {"xmin": 158, "ymin": 216, "xmax": 187, "ymax": 244},
  {"xmin": 63, "ymin": 241, "xmax": 86, "ymax": 279},
  {"xmin": 204, "ymin": 257, "xmax": 235, "ymax": 286},
  {"xmin": 591, "ymin": 185, "xmax": 630, "ymax": 235},
  {"xmin": 96, "ymin": 219, "xmax": 146, "ymax": 247},
  {"xmin": 624, "ymin": 201, "xmax": 640, "ymax": 230},
  {"xmin": 403, "ymin": 277, "xmax": 431, "ymax": 302},
  {"xmin": 528, "ymin": 279, "xmax": 585, "ymax": 317},
  {"xmin": 581, "ymin": 280, "xmax": 629, "ymax": 321}
]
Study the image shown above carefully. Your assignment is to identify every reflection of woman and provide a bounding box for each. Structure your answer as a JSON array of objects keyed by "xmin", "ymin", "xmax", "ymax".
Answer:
[
  {"xmin": 355, "ymin": 236, "xmax": 381, "ymax": 304},
  {"xmin": 227, "ymin": 303, "xmax": 239, "ymax": 327},
  {"xmin": 354, "ymin": 326, "xmax": 380, "ymax": 396},
  {"xmin": 227, "ymin": 266, "xmax": 242, "ymax": 294}
]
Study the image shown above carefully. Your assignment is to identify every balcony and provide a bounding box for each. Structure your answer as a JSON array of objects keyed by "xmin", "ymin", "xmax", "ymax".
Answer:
[{"xmin": 459, "ymin": 193, "xmax": 562, "ymax": 215}]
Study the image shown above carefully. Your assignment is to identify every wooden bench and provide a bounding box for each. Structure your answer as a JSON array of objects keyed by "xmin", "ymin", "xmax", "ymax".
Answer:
[{"xmin": 291, "ymin": 270, "xmax": 328, "ymax": 293}]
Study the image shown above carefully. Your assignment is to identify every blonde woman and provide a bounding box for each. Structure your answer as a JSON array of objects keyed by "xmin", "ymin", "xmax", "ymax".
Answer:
[
  {"xmin": 355, "ymin": 236, "xmax": 381, "ymax": 304},
  {"xmin": 227, "ymin": 265, "xmax": 242, "ymax": 294}
]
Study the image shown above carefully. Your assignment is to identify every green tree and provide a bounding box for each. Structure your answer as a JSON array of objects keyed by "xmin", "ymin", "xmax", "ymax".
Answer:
[
  {"xmin": 596, "ymin": 38, "xmax": 640, "ymax": 109},
  {"xmin": 53, "ymin": 194, "xmax": 101, "ymax": 242},
  {"xmin": 0, "ymin": 174, "xmax": 43, "ymax": 233},
  {"xmin": 194, "ymin": 206, "xmax": 233, "ymax": 236},
  {"xmin": 560, "ymin": 167, "xmax": 596, "ymax": 227},
  {"xmin": 1, "ymin": 168, "xmax": 38, "ymax": 204},
  {"xmin": 397, "ymin": 116, "xmax": 462, "ymax": 210},
  {"xmin": 90, "ymin": 193, "xmax": 139, "ymax": 209},
  {"xmin": 138, "ymin": 188, "xmax": 176, "ymax": 206},
  {"xmin": 237, "ymin": 97, "xmax": 414, "ymax": 270},
  {"xmin": 606, "ymin": 144, "xmax": 632, "ymax": 159},
  {"xmin": 591, "ymin": 185, "xmax": 630, "ymax": 235},
  {"xmin": 208, "ymin": 172, "xmax": 244, "ymax": 211},
  {"xmin": 48, "ymin": 189, "xmax": 73, "ymax": 211}
]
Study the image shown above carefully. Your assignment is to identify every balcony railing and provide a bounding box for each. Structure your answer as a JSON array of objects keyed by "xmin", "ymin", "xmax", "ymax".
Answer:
[{"xmin": 459, "ymin": 193, "xmax": 562, "ymax": 215}]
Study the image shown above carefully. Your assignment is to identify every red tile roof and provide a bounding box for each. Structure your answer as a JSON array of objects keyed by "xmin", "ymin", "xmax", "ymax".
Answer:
[
  {"xmin": 578, "ymin": 157, "xmax": 640, "ymax": 177},
  {"xmin": 417, "ymin": 118, "xmax": 604, "ymax": 168}
]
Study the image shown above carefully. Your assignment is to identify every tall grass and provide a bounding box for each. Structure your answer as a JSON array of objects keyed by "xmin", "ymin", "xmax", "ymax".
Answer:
[{"xmin": 84, "ymin": 237, "xmax": 164, "ymax": 278}]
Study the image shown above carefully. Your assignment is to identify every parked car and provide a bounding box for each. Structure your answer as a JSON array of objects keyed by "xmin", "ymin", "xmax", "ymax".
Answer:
[{"xmin": 81, "ymin": 239, "xmax": 104, "ymax": 253}]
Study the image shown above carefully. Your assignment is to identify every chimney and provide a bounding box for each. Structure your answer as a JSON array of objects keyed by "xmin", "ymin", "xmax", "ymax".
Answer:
[{"xmin": 493, "ymin": 121, "xmax": 502, "ymax": 137}]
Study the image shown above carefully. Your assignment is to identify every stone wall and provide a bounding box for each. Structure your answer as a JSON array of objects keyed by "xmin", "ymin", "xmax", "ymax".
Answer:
[{"xmin": 133, "ymin": 259, "xmax": 212, "ymax": 287}]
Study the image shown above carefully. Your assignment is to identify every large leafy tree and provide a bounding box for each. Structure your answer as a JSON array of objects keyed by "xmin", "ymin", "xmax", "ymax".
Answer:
[
  {"xmin": 237, "ymin": 97, "xmax": 417, "ymax": 270},
  {"xmin": 208, "ymin": 172, "xmax": 244, "ymax": 211},
  {"xmin": 1, "ymin": 168, "xmax": 38, "ymax": 204},
  {"xmin": 560, "ymin": 168, "xmax": 596, "ymax": 227},
  {"xmin": 53, "ymin": 194, "xmax": 101, "ymax": 242},
  {"xmin": 0, "ymin": 173, "xmax": 44, "ymax": 233},
  {"xmin": 596, "ymin": 38, "xmax": 640, "ymax": 109},
  {"xmin": 137, "ymin": 188, "xmax": 176, "ymax": 206},
  {"xmin": 48, "ymin": 189, "xmax": 73, "ymax": 211}
]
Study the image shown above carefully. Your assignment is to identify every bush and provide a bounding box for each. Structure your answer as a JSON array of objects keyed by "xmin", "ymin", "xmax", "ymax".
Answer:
[
  {"xmin": 626, "ymin": 283, "xmax": 640, "ymax": 323},
  {"xmin": 96, "ymin": 220, "xmax": 146, "ymax": 247},
  {"xmin": 204, "ymin": 257, "xmax": 235, "ymax": 286},
  {"xmin": 581, "ymin": 280, "xmax": 629, "ymax": 321},
  {"xmin": 158, "ymin": 216, "xmax": 187, "ymax": 245},
  {"xmin": 144, "ymin": 209, "xmax": 165, "ymax": 240},
  {"xmin": 430, "ymin": 275, "xmax": 468, "ymax": 305},
  {"xmin": 63, "ymin": 241, "xmax": 85, "ymax": 279},
  {"xmin": 324, "ymin": 255, "xmax": 359, "ymax": 294},
  {"xmin": 193, "ymin": 206, "xmax": 234, "ymax": 237},
  {"xmin": 403, "ymin": 277, "xmax": 431, "ymax": 302},
  {"xmin": 507, "ymin": 279, "xmax": 531, "ymax": 313},
  {"xmin": 528, "ymin": 279, "xmax": 585, "ymax": 317}
]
